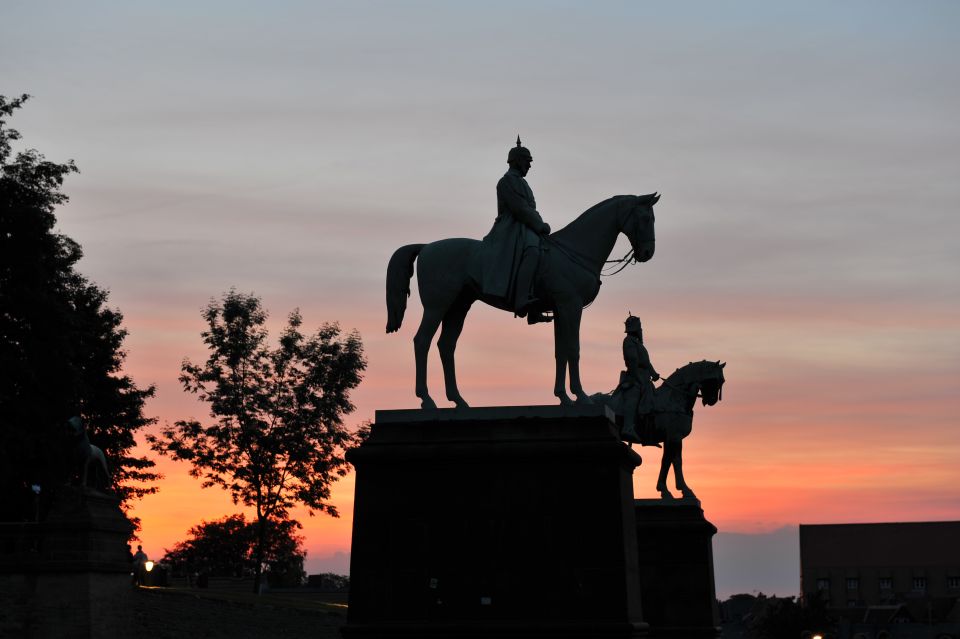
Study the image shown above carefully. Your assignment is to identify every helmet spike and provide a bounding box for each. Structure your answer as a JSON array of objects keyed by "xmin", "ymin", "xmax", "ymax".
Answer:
[{"xmin": 516, "ymin": 135, "xmax": 522, "ymax": 147}]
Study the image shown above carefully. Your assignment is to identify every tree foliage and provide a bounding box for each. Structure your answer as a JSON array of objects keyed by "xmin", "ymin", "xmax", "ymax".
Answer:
[
  {"xmin": 0, "ymin": 95, "xmax": 159, "ymax": 524},
  {"xmin": 148, "ymin": 291, "xmax": 366, "ymax": 592},
  {"xmin": 162, "ymin": 513, "xmax": 307, "ymax": 587}
]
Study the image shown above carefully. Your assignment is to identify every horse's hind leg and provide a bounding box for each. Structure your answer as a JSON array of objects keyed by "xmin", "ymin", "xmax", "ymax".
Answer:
[
  {"xmin": 437, "ymin": 297, "xmax": 473, "ymax": 408},
  {"xmin": 414, "ymin": 307, "xmax": 444, "ymax": 410}
]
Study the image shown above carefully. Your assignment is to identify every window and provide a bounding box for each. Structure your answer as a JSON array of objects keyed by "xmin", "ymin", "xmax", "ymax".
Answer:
[
  {"xmin": 912, "ymin": 577, "xmax": 926, "ymax": 592},
  {"xmin": 817, "ymin": 578, "xmax": 830, "ymax": 591},
  {"xmin": 879, "ymin": 578, "xmax": 892, "ymax": 590},
  {"xmin": 948, "ymin": 577, "xmax": 960, "ymax": 590},
  {"xmin": 846, "ymin": 578, "xmax": 859, "ymax": 590}
]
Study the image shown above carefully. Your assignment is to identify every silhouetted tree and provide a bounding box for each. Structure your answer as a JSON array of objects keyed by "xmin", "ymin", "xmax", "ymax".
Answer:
[
  {"xmin": 162, "ymin": 513, "xmax": 306, "ymax": 586},
  {"xmin": 149, "ymin": 291, "xmax": 366, "ymax": 593},
  {"xmin": 0, "ymin": 94, "xmax": 159, "ymax": 525}
]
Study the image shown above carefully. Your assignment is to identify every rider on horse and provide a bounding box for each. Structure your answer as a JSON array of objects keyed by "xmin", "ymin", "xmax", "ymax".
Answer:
[
  {"xmin": 481, "ymin": 136, "xmax": 552, "ymax": 324},
  {"xmin": 620, "ymin": 314, "xmax": 660, "ymax": 441}
]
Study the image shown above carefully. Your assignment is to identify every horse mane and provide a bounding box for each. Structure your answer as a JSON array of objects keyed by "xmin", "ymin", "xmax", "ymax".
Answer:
[
  {"xmin": 665, "ymin": 360, "xmax": 720, "ymax": 386},
  {"xmin": 552, "ymin": 195, "xmax": 638, "ymax": 243},
  {"xmin": 581, "ymin": 194, "xmax": 632, "ymax": 217}
]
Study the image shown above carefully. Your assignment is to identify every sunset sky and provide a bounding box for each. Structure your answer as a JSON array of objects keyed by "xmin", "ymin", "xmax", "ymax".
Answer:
[{"xmin": 4, "ymin": 1, "xmax": 958, "ymax": 596}]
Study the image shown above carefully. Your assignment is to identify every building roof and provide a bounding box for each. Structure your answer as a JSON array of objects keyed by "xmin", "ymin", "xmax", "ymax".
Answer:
[{"xmin": 800, "ymin": 521, "xmax": 960, "ymax": 567}]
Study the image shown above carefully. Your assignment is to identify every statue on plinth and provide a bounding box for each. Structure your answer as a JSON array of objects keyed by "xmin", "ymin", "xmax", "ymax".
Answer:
[
  {"xmin": 593, "ymin": 321, "xmax": 726, "ymax": 502},
  {"xmin": 66, "ymin": 416, "xmax": 111, "ymax": 491},
  {"xmin": 386, "ymin": 137, "xmax": 659, "ymax": 409}
]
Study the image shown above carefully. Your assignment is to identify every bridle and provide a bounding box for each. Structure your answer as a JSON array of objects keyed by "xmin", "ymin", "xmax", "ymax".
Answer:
[
  {"xmin": 659, "ymin": 369, "xmax": 724, "ymax": 402},
  {"xmin": 602, "ymin": 199, "xmax": 652, "ymax": 277}
]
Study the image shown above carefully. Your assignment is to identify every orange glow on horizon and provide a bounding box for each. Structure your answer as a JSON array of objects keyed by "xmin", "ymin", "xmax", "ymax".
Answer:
[{"xmin": 124, "ymin": 294, "xmax": 960, "ymax": 570}]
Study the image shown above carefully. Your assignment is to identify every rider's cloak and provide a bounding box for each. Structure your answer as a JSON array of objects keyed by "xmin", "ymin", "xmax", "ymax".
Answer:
[{"xmin": 480, "ymin": 167, "xmax": 546, "ymax": 300}]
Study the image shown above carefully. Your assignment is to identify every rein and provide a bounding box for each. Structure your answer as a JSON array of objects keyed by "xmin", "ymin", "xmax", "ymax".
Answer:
[
  {"xmin": 601, "ymin": 248, "xmax": 636, "ymax": 276},
  {"xmin": 658, "ymin": 377, "xmax": 703, "ymax": 400}
]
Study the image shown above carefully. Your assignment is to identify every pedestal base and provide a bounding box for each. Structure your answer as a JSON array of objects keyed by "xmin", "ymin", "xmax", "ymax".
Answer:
[
  {"xmin": 0, "ymin": 487, "xmax": 134, "ymax": 638},
  {"xmin": 343, "ymin": 405, "xmax": 648, "ymax": 638},
  {"xmin": 633, "ymin": 500, "xmax": 720, "ymax": 638}
]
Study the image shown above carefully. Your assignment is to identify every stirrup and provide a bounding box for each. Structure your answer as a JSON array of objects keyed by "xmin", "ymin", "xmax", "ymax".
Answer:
[{"xmin": 527, "ymin": 310, "xmax": 553, "ymax": 324}]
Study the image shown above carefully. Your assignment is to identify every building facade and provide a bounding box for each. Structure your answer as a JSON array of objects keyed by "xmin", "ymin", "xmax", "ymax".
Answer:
[{"xmin": 800, "ymin": 521, "xmax": 960, "ymax": 609}]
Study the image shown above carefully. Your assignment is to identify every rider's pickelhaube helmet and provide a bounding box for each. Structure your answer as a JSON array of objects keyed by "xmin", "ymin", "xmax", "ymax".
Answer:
[
  {"xmin": 624, "ymin": 314, "xmax": 642, "ymax": 334},
  {"xmin": 508, "ymin": 135, "xmax": 532, "ymax": 163}
]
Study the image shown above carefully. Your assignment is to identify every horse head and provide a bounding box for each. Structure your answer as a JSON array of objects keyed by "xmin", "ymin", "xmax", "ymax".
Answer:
[
  {"xmin": 622, "ymin": 193, "xmax": 658, "ymax": 263},
  {"xmin": 666, "ymin": 360, "xmax": 726, "ymax": 407},
  {"xmin": 697, "ymin": 360, "xmax": 725, "ymax": 406}
]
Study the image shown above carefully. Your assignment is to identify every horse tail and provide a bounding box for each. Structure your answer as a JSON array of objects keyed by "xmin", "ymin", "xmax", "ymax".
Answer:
[{"xmin": 386, "ymin": 244, "xmax": 425, "ymax": 333}]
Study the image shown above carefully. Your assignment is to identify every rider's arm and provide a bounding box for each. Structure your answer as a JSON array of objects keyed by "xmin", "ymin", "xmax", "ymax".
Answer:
[
  {"xmin": 638, "ymin": 345, "xmax": 660, "ymax": 381},
  {"xmin": 498, "ymin": 175, "xmax": 548, "ymax": 232}
]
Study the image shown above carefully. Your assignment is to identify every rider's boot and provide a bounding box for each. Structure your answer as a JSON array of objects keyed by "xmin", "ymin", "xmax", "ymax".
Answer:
[
  {"xmin": 514, "ymin": 249, "xmax": 540, "ymax": 319},
  {"xmin": 621, "ymin": 412, "xmax": 641, "ymax": 443}
]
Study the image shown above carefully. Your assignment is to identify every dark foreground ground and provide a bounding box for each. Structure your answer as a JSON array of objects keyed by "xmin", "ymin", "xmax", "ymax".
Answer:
[{"xmin": 133, "ymin": 586, "xmax": 346, "ymax": 638}]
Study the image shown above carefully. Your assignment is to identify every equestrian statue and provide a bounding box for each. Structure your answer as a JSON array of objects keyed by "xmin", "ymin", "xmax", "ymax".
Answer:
[
  {"xmin": 592, "ymin": 315, "xmax": 726, "ymax": 501},
  {"xmin": 386, "ymin": 137, "xmax": 658, "ymax": 409}
]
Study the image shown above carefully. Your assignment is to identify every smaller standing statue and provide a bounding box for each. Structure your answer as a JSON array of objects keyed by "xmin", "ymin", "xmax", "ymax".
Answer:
[
  {"xmin": 66, "ymin": 416, "xmax": 111, "ymax": 491},
  {"xmin": 594, "ymin": 317, "xmax": 725, "ymax": 501}
]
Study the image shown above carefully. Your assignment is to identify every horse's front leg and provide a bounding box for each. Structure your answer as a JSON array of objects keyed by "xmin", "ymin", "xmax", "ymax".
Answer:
[
  {"xmin": 656, "ymin": 440, "xmax": 679, "ymax": 500},
  {"xmin": 562, "ymin": 304, "xmax": 592, "ymax": 405},
  {"xmin": 553, "ymin": 315, "xmax": 573, "ymax": 405},
  {"xmin": 672, "ymin": 440, "xmax": 697, "ymax": 500}
]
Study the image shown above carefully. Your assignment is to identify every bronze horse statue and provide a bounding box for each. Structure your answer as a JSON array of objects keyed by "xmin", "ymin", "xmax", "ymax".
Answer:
[
  {"xmin": 594, "ymin": 360, "xmax": 726, "ymax": 501},
  {"xmin": 386, "ymin": 193, "xmax": 658, "ymax": 409}
]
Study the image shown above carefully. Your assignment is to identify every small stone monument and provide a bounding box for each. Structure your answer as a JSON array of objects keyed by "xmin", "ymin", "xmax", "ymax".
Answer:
[{"xmin": 0, "ymin": 418, "xmax": 134, "ymax": 638}]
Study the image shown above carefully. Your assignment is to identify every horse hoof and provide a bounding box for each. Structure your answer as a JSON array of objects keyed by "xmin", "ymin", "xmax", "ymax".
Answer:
[
  {"xmin": 420, "ymin": 396, "xmax": 438, "ymax": 410},
  {"xmin": 575, "ymin": 394, "xmax": 594, "ymax": 406},
  {"xmin": 451, "ymin": 398, "xmax": 470, "ymax": 409},
  {"xmin": 556, "ymin": 392, "xmax": 574, "ymax": 406}
]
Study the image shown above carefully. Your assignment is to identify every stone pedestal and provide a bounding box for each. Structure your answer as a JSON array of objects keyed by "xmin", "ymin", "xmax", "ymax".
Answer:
[
  {"xmin": 342, "ymin": 405, "xmax": 648, "ymax": 638},
  {"xmin": 0, "ymin": 486, "xmax": 134, "ymax": 638},
  {"xmin": 633, "ymin": 500, "xmax": 720, "ymax": 638}
]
